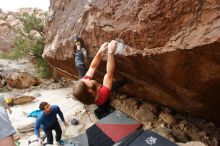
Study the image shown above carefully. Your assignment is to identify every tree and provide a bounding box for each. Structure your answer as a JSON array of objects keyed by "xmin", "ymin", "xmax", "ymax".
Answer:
[{"xmin": 0, "ymin": 10, "xmax": 51, "ymax": 78}]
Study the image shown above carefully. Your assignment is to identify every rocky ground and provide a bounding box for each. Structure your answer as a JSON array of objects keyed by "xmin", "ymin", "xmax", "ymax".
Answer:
[
  {"xmin": 111, "ymin": 93, "xmax": 220, "ymax": 146},
  {"xmin": 11, "ymin": 79, "xmax": 219, "ymax": 146},
  {"xmin": 1, "ymin": 58, "xmax": 219, "ymax": 146},
  {"xmin": 2, "ymin": 80, "xmax": 97, "ymax": 146}
]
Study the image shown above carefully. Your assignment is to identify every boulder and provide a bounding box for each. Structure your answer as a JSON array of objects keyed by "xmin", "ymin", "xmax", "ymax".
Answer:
[
  {"xmin": 7, "ymin": 72, "xmax": 41, "ymax": 89},
  {"xmin": 135, "ymin": 109, "xmax": 155, "ymax": 123},
  {"xmin": 16, "ymin": 117, "xmax": 36, "ymax": 133},
  {"xmin": 12, "ymin": 95, "xmax": 36, "ymax": 105},
  {"xmin": 43, "ymin": 0, "xmax": 220, "ymax": 125},
  {"xmin": 159, "ymin": 112, "xmax": 175, "ymax": 126}
]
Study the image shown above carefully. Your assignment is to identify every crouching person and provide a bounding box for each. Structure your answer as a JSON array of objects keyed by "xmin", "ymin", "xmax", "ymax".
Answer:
[{"xmin": 34, "ymin": 102, "xmax": 68, "ymax": 145}]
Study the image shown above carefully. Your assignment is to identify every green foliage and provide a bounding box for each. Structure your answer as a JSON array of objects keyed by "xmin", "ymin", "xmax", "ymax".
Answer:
[
  {"xmin": 0, "ymin": 16, "xmax": 5, "ymax": 20},
  {"xmin": 1, "ymin": 36, "xmax": 31, "ymax": 60},
  {"xmin": 0, "ymin": 10, "xmax": 52, "ymax": 78},
  {"xmin": 32, "ymin": 37, "xmax": 45, "ymax": 57},
  {"xmin": 0, "ymin": 86, "xmax": 12, "ymax": 92},
  {"xmin": 19, "ymin": 11, "xmax": 45, "ymax": 37},
  {"xmin": 35, "ymin": 57, "xmax": 52, "ymax": 78}
]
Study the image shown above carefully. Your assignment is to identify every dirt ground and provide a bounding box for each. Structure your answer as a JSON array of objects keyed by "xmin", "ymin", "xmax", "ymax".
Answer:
[{"xmin": 1, "ymin": 59, "xmax": 219, "ymax": 146}]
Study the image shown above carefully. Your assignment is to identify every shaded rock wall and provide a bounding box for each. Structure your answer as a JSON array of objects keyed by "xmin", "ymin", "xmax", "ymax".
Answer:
[{"xmin": 43, "ymin": 0, "xmax": 220, "ymax": 125}]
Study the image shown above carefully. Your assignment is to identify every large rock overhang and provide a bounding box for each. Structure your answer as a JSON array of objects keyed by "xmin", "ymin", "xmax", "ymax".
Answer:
[{"xmin": 43, "ymin": 0, "xmax": 220, "ymax": 125}]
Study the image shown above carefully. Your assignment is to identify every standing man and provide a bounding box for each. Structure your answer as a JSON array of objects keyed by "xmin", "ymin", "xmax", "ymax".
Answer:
[{"xmin": 34, "ymin": 102, "xmax": 68, "ymax": 145}]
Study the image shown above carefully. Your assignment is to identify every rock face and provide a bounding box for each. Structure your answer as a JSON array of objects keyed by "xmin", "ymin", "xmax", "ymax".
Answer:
[
  {"xmin": 0, "ymin": 12, "xmax": 17, "ymax": 52},
  {"xmin": 6, "ymin": 72, "xmax": 41, "ymax": 89},
  {"xmin": 12, "ymin": 95, "xmax": 36, "ymax": 105},
  {"xmin": 0, "ymin": 8, "xmax": 45, "ymax": 52},
  {"xmin": 43, "ymin": 0, "xmax": 220, "ymax": 125}
]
